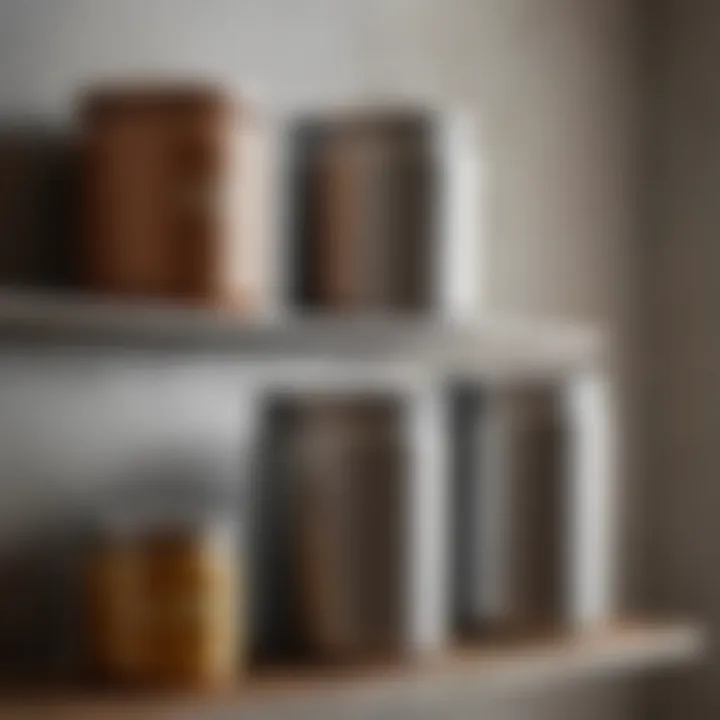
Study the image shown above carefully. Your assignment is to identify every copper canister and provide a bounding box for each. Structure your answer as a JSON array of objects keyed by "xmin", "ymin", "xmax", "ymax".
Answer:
[{"xmin": 79, "ymin": 83, "xmax": 263, "ymax": 310}]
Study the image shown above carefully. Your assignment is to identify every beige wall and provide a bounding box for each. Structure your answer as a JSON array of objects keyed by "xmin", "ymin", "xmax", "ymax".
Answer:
[{"xmin": 0, "ymin": 1, "xmax": 640, "ymax": 718}]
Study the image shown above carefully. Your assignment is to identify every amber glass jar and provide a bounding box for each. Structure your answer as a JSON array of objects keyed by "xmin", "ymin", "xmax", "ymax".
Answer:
[{"xmin": 87, "ymin": 468, "xmax": 243, "ymax": 691}]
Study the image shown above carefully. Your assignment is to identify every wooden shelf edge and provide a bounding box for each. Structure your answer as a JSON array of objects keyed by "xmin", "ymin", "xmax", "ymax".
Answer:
[{"xmin": 1, "ymin": 620, "xmax": 703, "ymax": 718}]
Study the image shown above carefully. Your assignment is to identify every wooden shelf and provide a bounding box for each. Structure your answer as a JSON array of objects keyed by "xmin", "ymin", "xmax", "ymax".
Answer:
[
  {"xmin": 0, "ymin": 288, "xmax": 604, "ymax": 379},
  {"xmin": 1, "ymin": 621, "xmax": 702, "ymax": 719}
]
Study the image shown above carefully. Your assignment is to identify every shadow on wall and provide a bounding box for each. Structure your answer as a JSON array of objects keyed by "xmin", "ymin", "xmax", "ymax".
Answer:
[{"xmin": 0, "ymin": 120, "xmax": 79, "ymax": 289}]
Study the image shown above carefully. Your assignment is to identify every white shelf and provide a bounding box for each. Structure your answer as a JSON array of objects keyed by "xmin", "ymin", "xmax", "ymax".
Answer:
[
  {"xmin": 0, "ymin": 289, "xmax": 605, "ymax": 378},
  {"xmin": 1, "ymin": 621, "xmax": 702, "ymax": 719}
]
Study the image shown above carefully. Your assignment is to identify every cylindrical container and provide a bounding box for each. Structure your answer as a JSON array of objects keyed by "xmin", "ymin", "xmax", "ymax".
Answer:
[
  {"xmin": 258, "ymin": 395, "xmax": 405, "ymax": 663},
  {"xmin": 87, "ymin": 466, "xmax": 243, "ymax": 690},
  {"xmin": 287, "ymin": 107, "xmax": 479, "ymax": 317},
  {"xmin": 79, "ymin": 83, "xmax": 265, "ymax": 310},
  {"xmin": 90, "ymin": 522, "xmax": 240, "ymax": 690},
  {"xmin": 450, "ymin": 383, "xmax": 566, "ymax": 637}
]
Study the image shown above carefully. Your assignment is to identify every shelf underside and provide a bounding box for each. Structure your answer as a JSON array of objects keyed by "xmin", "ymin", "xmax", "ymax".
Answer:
[
  {"xmin": 0, "ymin": 289, "xmax": 603, "ymax": 378},
  {"xmin": 2, "ymin": 620, "xmax": 701, "ymax": 719}
]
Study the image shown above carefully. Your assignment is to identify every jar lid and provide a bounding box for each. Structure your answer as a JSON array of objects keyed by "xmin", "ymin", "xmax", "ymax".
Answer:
[{"xmin": 92, "ymin": 449, "xmax": 241, "ymax": 539}]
